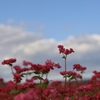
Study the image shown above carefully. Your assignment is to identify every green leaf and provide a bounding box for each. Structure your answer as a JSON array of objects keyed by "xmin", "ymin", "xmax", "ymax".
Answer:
[
  {"xmin": 10, "ymin": 90, "xmax": 19, "ymax": 95},
  {"xmin": 63, "ymin": 75, "xmax": 71, "ymax": 78},
  {"xmin": 70, "ymin": 96, "xmax": 75, "ymax": 100},
  {"xmin": 42, "ymin": 71, "xmax": 49, "ymax": 74},
  {"xmin": 21, "ymin": 71, "xmax": 34, "ymax": 77},
  {"xmin": 62, "ymin": 55, "xmax": 66, "ymax": 59},
  {"xmin": 34, "ymin": 71, "xmax": 40, "ymax": 74},
  {"xmin": 20, "ymin": 74, "xmax": 24, "ymax": 77},
  {"xmin": 9, "ymin": 63, "xmax": 13, "ymax": 66},
  {"xmin": 69, "ymin": 76, "xmax": 75, "ymax": 81},
  {"xmin": 33, "ymin": 76, "xmax": 43, "ymax": 80},
  {"xmin": 81, "ymin": 70, "xmax": 85, "ymax": 74},
  {"xmin": 27, "ymin": 71, "xmax": 34, "ymax": 75},
  {"xmin": 41, "ymin": 82, "xmax": 49, "ymax": 88},
  {"xmin": 67, "ymin": 75, "xmax": 72, "ymax": 78},
  {"xmin": 63, "ymin": 75, "xmax": 67, "ymax": 78},
  {"xmin": 21, "ymin": 73, "xmax": 26, "ymax": 75}
]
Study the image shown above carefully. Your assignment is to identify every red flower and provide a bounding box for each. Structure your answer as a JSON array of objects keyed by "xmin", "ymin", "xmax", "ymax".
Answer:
[
  {"xmin": 42, "ymin": 60, "xmax": 61, "ymax": 72},
  {"xmin": 57, "ymin": 45, "xmax": 74, "ymax": 56},
  {"xmin": 23, "ymin": 60, "xmax": 32, "ymax": 66},
  {"xmin": 13, "ymin": 65, "xmax": 21, "ymax": 74},
  {"xmin": 60, "ymin": 71, "xmax": 82, "ymax": 79},
  {"xmin": 14, "ymin": 90, "xmax": 38, "ymax": 100},
  {"xmin": 60, "ymin": 71, "xmax": 67, "ymax": 76},
  {"xmin": 64, "ymin": 48, "xmax": 74, "ymax": 55},
  {"xmin": 54, "ymin": 63, "xmax": 61, "ymax": 68},
  {"xmin": 2, "ymin": 58, "xmax": 16, "ymax": 65},
  {"xmin": 58, "ymin": 45, "xmax": 65, "ymax": 54},
  {"xmin": 73, "ymin": 64, "xmax": 86, "ymax": 71},
  {"xmin": 13, "ymin": 73, "xmax": 22, "ymax": 83},
  {"xmin": 0, "ymin": 78, "xmax": 3, "ymax": 83}
]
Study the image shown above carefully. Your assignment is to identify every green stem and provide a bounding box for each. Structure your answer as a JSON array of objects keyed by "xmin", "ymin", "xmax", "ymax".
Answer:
[
  {"xmin": 64, "ymin": 56, "xmax": 67, "ymax": 90},
  {"xmin": 46, "ymin": 73, "xmax": 48, "ymax": 79},
  {"xmin": 10, "ymin": 64, "xmax": 14, "ymax": 75},
  {"xmin": 39, "ymin": 73, "xmax": 43, "ymax": 100}
]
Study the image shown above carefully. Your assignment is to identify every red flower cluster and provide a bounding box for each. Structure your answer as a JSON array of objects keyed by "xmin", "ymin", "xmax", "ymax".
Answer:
[
  {"xmin": 73, "ymin": 64, "xmax": 87, "ymax": 71},
  {"xmin": 20, "ymin": 81, "xmax": 35, "ymax": 90},
  {"xmin": 44, "ymin": 60, "xmax": 61, "ymax": 70},
  {"xmin": 91, "ymin": 70, "xmax": 100, "ymax": 80},
  {"xmin": 30, "ymin": 60, "xmax": 61, "ymax": 73},
  {"xmin": 1, "ymin": 44, "xmax": 100, "ymax": 100},
  {"xmin": 13, "ymin": 73, "xmax": 22, "ymax": 83},
  {"xmin": 14, "ymin": 90, "xmax": 38, "ymax": 100},
  {"xmin": 77, "ymin": 84, "xmax": 93, "ymax": 92},
  {"xmin": 58, "ymin": 45, "xmax": 74, "ymax": 55},
  {"xmin": 13, "ymin": 65, "xmax": 30, "ymax": 74},
  {"xmin": 2, "ymin": 58, "xmax": 16, "ymax": 65},
  {"xmin": 23, "ymin": 60, "xmax": 32, "ymax": 66},
  {"xmin": 60, "ymin": 71, "xmax": 82, "ymax": 79},
  {"xmin": 0, "ymin": 78, "xmax": 3, "ymax": 83}
]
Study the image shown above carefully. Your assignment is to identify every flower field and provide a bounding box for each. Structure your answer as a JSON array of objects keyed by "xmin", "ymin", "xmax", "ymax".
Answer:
[{"xmin": 0, "ymin": 45, "xmax": 100, "ymax": 100}]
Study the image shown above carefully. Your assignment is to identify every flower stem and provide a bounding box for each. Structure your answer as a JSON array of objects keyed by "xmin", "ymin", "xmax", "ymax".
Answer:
[
  {"xmin": 9, "ymin": 64, "xmax": 14, "ymax": 75},
  {"xmin": 64, "ymin": 56, "xmax": 67, "ymax": 90}
]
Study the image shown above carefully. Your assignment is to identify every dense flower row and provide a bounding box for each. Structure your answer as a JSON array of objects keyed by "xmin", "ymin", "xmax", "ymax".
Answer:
[{"xmin": 0, "ymin": 45, "xmax": 100, "ymax": 100}]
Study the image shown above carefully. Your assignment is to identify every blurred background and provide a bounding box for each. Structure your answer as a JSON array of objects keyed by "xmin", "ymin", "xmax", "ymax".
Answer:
[{"xmin": 0, "ymin": 0, "xmax": 100, "ymax": 82}]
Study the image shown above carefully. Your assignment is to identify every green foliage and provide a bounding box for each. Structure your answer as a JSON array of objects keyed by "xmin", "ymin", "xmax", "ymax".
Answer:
[
  {"xmin": 10, "ymin": 90, "xmax": 19, "ymax": 95},
  {"xmin": 33, "ymin": 76, "xmax": 43, "ymax": 80}
]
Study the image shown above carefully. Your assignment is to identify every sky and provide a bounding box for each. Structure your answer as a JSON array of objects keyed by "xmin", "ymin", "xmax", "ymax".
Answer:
[
  {"xmin": 0, "ymin": 0, "xmax": 100, "ymax": 82},
  {"xmin": 0, "ymin": 0, "xmax": 100, "ymax": 40}
]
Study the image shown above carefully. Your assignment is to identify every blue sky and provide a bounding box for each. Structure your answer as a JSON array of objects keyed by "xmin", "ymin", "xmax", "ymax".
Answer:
[{"xmin": 0, "ymin": 0, "xmax": 100, "ymax": 40}]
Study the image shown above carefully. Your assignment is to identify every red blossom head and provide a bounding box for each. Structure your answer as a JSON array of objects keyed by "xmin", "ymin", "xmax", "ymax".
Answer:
[
  {"xmin": 2, "ymin": 58, "xmax": 16, "ymax": 65},
  {"xmin": 58, "ymin": 45, "xmax": 65, "ymax": 54},
  {"xmin": 60, "ymin": 71, "xmax": 82, "ymax": 80},
  {"xmin": 57, "ymin": 44, "xmax": 74, "ymax": 56},
  {"xmin": 60, "ymin": 71, "xmax": 67, "ymax": 76},
  {"xmin": 0, "ymin": 78, "xmax": 3, "ymax": 83},
  {"xmin": 73, "ymin": 64, "xmax": 87, "ymax": 71},
  {"xmin": 13, "ymin": 65, "xmax": 21, "ymax": 74},
  {"xmin": 23, "ymin": 60, "xmax": 32, "ymax": 66},
  {"xmin": 13, "ymin": 73, "xmax": 22, "ymax": 83}
]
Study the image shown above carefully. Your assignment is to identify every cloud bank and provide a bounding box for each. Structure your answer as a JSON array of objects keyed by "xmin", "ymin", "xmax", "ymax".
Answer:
[{"xmin": 0, "ymin": 24, "xmax": 100, "ymax": 82}]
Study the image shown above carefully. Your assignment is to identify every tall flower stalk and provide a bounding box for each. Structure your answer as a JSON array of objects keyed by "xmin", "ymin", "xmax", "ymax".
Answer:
[
  {"xmin": 63, "ymin": 55, "xmax": 67, "ymax": 89},
  {"xmin": 58, "ymin": 45, "xmax": 74, "ymax": 90}
]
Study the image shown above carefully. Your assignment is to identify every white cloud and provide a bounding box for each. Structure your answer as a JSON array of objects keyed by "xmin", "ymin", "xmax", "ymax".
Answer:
[{"xmin": 0, "ymin": 23, "xmax": 100, "ymax": 82}]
